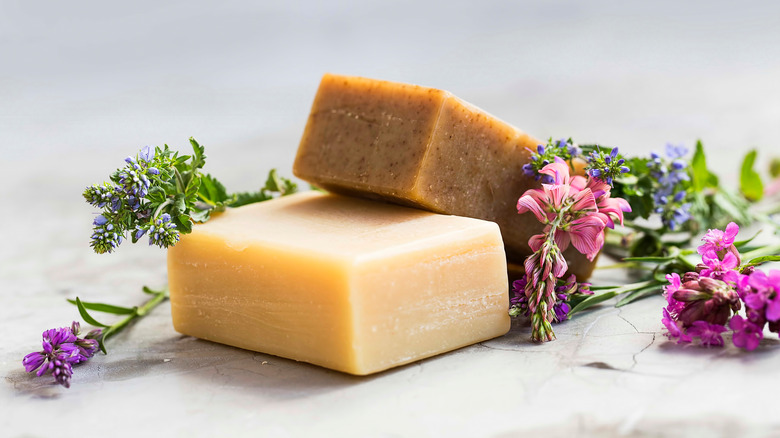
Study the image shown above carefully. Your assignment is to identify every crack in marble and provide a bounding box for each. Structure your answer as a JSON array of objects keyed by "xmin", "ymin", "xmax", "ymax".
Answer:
[{"xmin": 630, "ymin": 333, "xmax": 657, "ymax": 372}]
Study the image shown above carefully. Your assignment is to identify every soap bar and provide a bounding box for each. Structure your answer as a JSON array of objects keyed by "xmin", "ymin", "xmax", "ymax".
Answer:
[
  {"xmin": 167, "ymin": 191, "xmax": 510, "ymax": 375},
  {"xmin": 294, "ymin": 73, "xmax": 596, "ymax": 280}
]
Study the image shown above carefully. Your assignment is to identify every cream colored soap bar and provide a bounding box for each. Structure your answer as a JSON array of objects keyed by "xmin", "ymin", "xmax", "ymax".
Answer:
[
  {"xmin": 294, "ymin": 73, "xmax": 596, "ymax": 280},
  {"xmin": 168, "ymin": 191, "xmax": 510, "ymax": 375}
]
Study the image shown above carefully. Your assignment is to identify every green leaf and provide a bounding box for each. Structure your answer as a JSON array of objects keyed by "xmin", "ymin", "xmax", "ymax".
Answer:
[
  {"xmin": 691, "ymin": 140, "xmax": 718, "ymax": 191},
  {"xmin": 743, "ymin": 255, "xmax": 780, "ymax": 268},
  {"xmin": 177, "ymin": 214, "xmax": 193, "ymax": 233},
  {"xmin": 189, "ymin": 137, "xmax": 207, "ymax": 171},
  {"xmin": 190, "ymin": 208, "xmax": 211, "ymax": 223},
  {"xmin": 74, "ymin": 297, "xmax": 111, "ymax": 328},
  {"xmin": 623, "ymin": 256, "xmax": 676, "ymax": 263},
  {"xmin": 734, "ymin": 229, "xmax": 762, "ymax": 249},
  {"xmin": 739, "ymin": 149, "xmax": 764, "ymax": 201},
  {"xmin": 567, "ymin": 291, "xmax": 620, "ymax": 317},
  {"xmin": 67, "ymin": 299, "xmax": 136, "ymax": 315},
  {"xmin": 615, "ymin": 285, "xmax": 662, "ymax": 307},
  {"xmin": 231, "ymin": 190, "xmax": 273, "ymax": 208},
  {"xmin": 199, "ymin": 174, "xmax": 230, "ymax": 205}
]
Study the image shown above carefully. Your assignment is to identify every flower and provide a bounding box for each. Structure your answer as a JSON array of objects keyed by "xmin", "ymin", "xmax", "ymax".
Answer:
[
  {"xmin": 664, "ymin": 273, "xmax": 685, "ymax": 316},
  {"xmin": 698, "ymin": 250, "xmax": 740, "ymax": 283},
  {"xmin": 90, "ymin": 214, "xmax": 123, "ymax": 254},
  {"xmin": 697, "ymin": 222, "xmax": 739, "ymax": 256},
  {"xmin": 518, "ymin": 157, "xmax": 629, "ymax": 261},
  {"xmin": 672, "ymin": 276, "xmax": 741, "ymax": 327},
  {"xmin": 147, "ymin": 213, "xmax": 180, "ymax": 249},
  {"xmin": 746, "ymin": 269, "xmax": 780, "ymax": 322},
  {"xmin": 662, "ymin": 308, "xmax": 692, "ymax": 344},
  {"xmin": 646, "ymin": 145, "xmax": 692, "ymax": 230},
  {"xmin": 83, "ymin": 183, "xmax": 123, "ymax": 212},
  {"xmin": 687, "ymin": 321, "xmax": 727, "ymax": 347},
  {"xmin": 730, "ymin": 315, "xmax": 763, "ymax": 351},
  {"xmin": 516, "ymin": 155, "xmax": 630, "ymax": 342},
  {"xmin": 586, "ymin": 146, "xmax": 629, "ymax": 186},
  {"xmin": 23, "ymin": 322, "xmax": 101, "ymax": 388}
]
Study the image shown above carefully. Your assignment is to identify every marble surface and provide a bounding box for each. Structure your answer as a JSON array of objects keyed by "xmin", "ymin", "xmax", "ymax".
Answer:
[{"xmin": 3, "ymin": 1, "xmax": 780, "ymax": 436}]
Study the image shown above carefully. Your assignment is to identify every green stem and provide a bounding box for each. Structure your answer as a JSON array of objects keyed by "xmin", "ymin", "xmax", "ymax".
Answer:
[
  {"xmin": 595, "ymin": 262, "xmax": 652, "ymax": 271},
  {"xmin": 153, "ymin": 199, "xmax": 172, "ymax": 219},
  {"xmin": 101, "ymin": 286, "xmax": 169, "ymax": 348}
]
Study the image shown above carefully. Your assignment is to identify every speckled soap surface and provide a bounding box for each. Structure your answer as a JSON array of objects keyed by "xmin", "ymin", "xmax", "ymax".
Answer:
[
  {"xmin": 294, "ymin": 73, "xmax": 597, "ymax": 279},
  {"xmin": 4, "ymin": 1, "xmax": 780, "ymax": 437}
]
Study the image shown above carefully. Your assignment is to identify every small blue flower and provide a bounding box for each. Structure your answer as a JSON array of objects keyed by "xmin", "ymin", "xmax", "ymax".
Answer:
[
  {"xmin": 147, "ymin": 213, "xmax": 180, "ymax": 249},
  {"xmin": 585, "ymin": 146, "xmax": 628, "ymax": 186},
  {"xmin": 90, "ymin": 215, "xmax": 123, "ymax": 254},
  {"xmin": 138, "ymin": 145, "xmax": 155, "ymax": 163},
  {"xmin": 647, "ymin": 144, "xmax": 692, "ymax": 230}
]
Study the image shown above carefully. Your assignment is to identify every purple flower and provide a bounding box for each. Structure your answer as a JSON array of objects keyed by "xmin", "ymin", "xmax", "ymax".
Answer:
[
  {"xmin": 147, "ymin": 213, "xmax": 180, "ymax": 249},
  {"xmin": 22, "ymin": 321, "xmax": 101, "ymax": 388},
  {"xmin": 697, "ymin": 222, "xmax": 739, "ymax": 255},
  {"xmin": 665, "ymin": 143, "xmax": 689, "ymax": 159},
  {"xmin": 138, "ymin": 145, "xmax": 155, "ymax": 162},
  {"xmin": 662, "ymin": 308, "xmax": 692, "ymax": 344},
  {"xmin": 729, "ymin": 315, "xmax": 763, "ymax": 351},
  {"xmin": 687, "ymin": 321, "xmax": 726, "ymax": 347},
  {"xmin": 553, "ymin": 301, "xmax": 570, "ymax": 322}
]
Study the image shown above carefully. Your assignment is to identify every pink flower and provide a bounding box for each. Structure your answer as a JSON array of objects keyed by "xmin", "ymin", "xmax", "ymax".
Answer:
[
  {"xmin": 517, "ymin": 158, "xmax": 629, "ymax": 262},
  {"xmin": 697, "ymin": 222, "xmax": 739, "ymax": 255},
  {"xmin": 699, "ymin": 250, "xmax": 740, "ymax": 283},
  {"xmin": 729, "ymin": 315, "xmax": 764, "ymax": 351},
  {"xmin": 566, "ymin": 215, "xmax": 606, "ymax": 261},
  {"xmin": 664, "ymin": 273, "xmax": 685, "ymax": 315},
  {"xmin": 747, "ymin": 270, "xmax": 780, "ymax": 321},
  {"xmin": 662, "ymin": 308, "xmax": 692, "ymax": 344},
  {"xmin": 687, "ymin": 321, "xmax": 726, "ymax": 347}
]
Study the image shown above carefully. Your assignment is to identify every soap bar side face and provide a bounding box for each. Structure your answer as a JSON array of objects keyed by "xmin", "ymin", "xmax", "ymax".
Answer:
[
  {"xmin": 168, "ymin": 232, "xmax": 358, "ymax": 371},
  {"xmin": 350, "ymin": 225, "xmax": 510, "ymax": 374},
  {"xmin": 294, "ymin": 73, "xmax": 446, "ymax": 198},
  {"xmin": 412, "ymin": 96, "xmax": 543, "ymax": 256}
]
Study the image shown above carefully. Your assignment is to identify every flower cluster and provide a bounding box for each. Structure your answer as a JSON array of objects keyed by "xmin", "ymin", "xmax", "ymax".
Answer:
[
  {"xmin": 647, "ymin": 143, "xmax": 692, "ymax": 230},
  {"xmin": 23, "ymin": 322, "xmax": 101, "ymax": 388},
  {"xmin": 516, "ymin": 156, "xmax": 630, "ymax": 341},
  {"xmin": 586, "ymin": 147, "xmax": 630, "ymax": 186},
  {"xmin": 522, "ymin": 138, "xmax": 582, "ymax": 182},
  {"xmin": 136, "ymin": 213, "xmax": 180, "ymax": 248},
  {"xmin": 662, "ymin": 222, "xmax": 780, "ymax": 350},
  {"xmin": 83, "ymin": 145, "xmax": 179, "ymax": 253}
]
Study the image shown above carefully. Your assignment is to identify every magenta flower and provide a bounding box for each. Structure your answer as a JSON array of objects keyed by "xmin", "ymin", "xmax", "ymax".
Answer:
[
  {"xmin": 687, "ymin": 321, "xmax": 727, "ymax": 347},
  {"xmin": 699, "ymin": 250, "xmax": 740, "ymax": 283},
  {"xmin": 730, "ymin": 315, "xmax": 764, "ymax": 351},
  {"xmin": 697, "ymin": 222, "xmax": 739, "ymax": 256},
  {"xmin": 747, "ymin": 269, "xmax": 780, "ymax": 321},
  {"xmin": 664, "ymin": 273, "xmax": 685, "ymax": 315},
  {"xmin": 662, "ymin": 308, "xmax": 692, "ymax": 344}
]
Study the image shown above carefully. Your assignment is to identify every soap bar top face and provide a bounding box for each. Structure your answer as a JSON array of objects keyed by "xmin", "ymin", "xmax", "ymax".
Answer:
[
  {"xmin": 168, "ymin": 191, "xmax": 510, "ymax": 375},
  {"xmin": 294, "ymin": 74, "xmax": 596, "ymax": 280}
]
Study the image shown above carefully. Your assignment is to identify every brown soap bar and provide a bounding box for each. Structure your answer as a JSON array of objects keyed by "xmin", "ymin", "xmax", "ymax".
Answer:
[{"xmin": 294, "ymin": 73, "xmax": 596, "ymax": 280}]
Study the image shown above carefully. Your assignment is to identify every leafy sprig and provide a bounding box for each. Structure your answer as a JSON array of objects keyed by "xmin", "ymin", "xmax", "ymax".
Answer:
[{"xmin": 84, "ymin": 138, "xmax": 298, "ymax": 253}]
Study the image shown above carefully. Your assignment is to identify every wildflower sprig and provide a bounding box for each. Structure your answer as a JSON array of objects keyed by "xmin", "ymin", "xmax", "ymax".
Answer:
[
  {"xmin": 84, "ymin": 138, "xmax": 297, "ymax": 253},
  {"xmin": 515, "ymin": 157, "xmax": 630, "ymax": 342},
  {"xmin": 23, "ymin": 286, "xmax": 168, "ymax": 388},
  {"xmin": 659, "ymin": 223, "xmax": 780, "ymax": 349}
]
